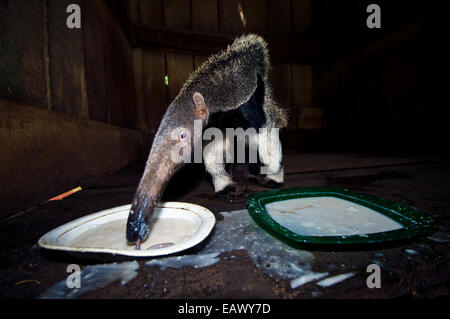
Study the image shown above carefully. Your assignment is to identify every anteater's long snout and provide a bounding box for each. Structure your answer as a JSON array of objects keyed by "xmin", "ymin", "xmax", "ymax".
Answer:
[
  {"xmin": 125, "ymin": 143, "xmax": 178, "ymax": 249},
  {"xmin": 126, "ymin": 193, "xmax": 154, "ymax": 244}
]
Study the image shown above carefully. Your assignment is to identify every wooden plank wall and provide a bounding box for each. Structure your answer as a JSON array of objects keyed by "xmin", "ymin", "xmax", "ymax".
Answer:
[
  {"xmin": 0, "ymin": 0, "xmax": 138, "ymax": 130},
  {"xmin": 0, "ymin": 0, "xmax": 144, "ymax": 218},
  {"xmin": 327, "ymin": 8, "xmax": 443, "ymax": 136},
  {"xmin": 0, "ymin": 100, "xmax": 143, "ymax": 220},
  {"xmin": 130, "ymin": 0, "xmax": 326, "ymax": 132},
  {"xmin": 0, "ymin": 0, "xmax": 50, "ymax": 109}
]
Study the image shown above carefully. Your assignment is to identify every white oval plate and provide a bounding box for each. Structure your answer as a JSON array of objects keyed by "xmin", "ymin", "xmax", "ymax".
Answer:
[{"xmin": 38, "ymin": 202, "xmax": 216, "ymax": 257}]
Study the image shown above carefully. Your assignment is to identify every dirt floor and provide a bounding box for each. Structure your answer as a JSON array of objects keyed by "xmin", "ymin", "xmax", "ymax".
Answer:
[{"xmin": 0, "ymin": 152, "xmax": 449, "ymax": 299}]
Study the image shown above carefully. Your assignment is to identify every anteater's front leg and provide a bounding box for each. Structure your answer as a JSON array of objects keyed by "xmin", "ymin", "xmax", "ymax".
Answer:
[
  {"xmin": 204, "ymin": 136, "xmax": 245, "ymax": 198},
  {"xmin": 256, "ymin": 127, "xmax": 285, "ymax": 188}
]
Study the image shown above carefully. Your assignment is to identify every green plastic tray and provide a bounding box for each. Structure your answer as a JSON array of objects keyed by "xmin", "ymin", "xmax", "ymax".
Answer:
[{"xmin": 247, "ymin": 187, "xmax": 436, "ymax": 249}]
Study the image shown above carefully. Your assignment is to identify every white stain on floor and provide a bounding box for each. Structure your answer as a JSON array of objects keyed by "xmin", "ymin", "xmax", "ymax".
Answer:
[
  {"xmin": 290, "ymin": 271, "xmax": 329, "ymax": 289},
  {"xmin": 145, "ymin": 253, "xmax": 221, "ymax": 270},
  {"xmin": 316, "ymin": 273, "xmax": 355, "ymax": 287},
  {"xmin": 145, "ymin": 209, "xmax": 315, "ymax": 280},
  {"xmin": 40, "ymin": 261, "xmax": 139, "ymax": 299}
]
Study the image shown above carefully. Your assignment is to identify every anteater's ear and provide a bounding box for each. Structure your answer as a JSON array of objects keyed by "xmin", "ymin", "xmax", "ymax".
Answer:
[{"xmin": 193, "ymin": 92, "xmax": 207, "ymax": 120}]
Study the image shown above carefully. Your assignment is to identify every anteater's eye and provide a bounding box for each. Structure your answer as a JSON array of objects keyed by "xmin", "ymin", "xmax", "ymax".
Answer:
[{"xmin": 180, "ymin": 131, "xmax": 188, "ymax": 140}]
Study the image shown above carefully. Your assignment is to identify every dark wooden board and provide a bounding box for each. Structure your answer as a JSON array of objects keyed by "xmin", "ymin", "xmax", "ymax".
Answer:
[
  {"xmin": 292, "ymin": 64, "xmax": 312, "ymax": 128},
  {"xmin": 292, "ymin": 0, "xmax": 312, "ymax": 34},
  {"xmin": 83, "ymin": 0, "xmax": 109, "ymax": 123},
  {"xmin": 164, "ymin": 0, "xmax": 194, "ymax": 104},
  {"xmin": 47, "ymin": 0, "xmax": 88, "ymax": 118},
  {"xmin": 0, "ymin": 0, "xmax": 49, "ymax": 109},
  {"xmin": 0, "ymin": 99, "xmax": 143, "ymax": 220},
  {"xmin": 128, "ymin": 0, "xmax": 141, "ymax": 23},
  {"xmin": 267, "ymin": 0, "xmax": 291, "ymax": 38},
  {"xmin": 140, "ymin": 0, "xmax": 163, "ymax": 25},
  {"xmin": 270, "ymin": 63, "xmax": 294, "ymax": 129},
  {"xmin": 142, "ymin": 50, "xmax": 168, "ymax": 132},
  {"xmin": 166, "ymin": 52, "xmax": 194, "ymax": 102},
  {"xmin": 192, "ymin": 0, "xmax": 219, "ymax": 34},
  {"xmin": 219, "ymin": 0, "xmax": 245, "ymax": 35},
  {"xmin": 132, "ymin": 48, "xmax": 147, "ymax": 135},
  {"xmin": 164, "ymin": 0, "xmax": 191, "ymax": 29},
  {"xmin": 243, "ymin": 0, "xmax": 267, "ymax": 35},
  {"xmin": 104, "ymin": 6, "xmax": 137, "ymax": 129},
  {"xmin": 133, "ymin": 24, "xmax": 337, "ymax": 63}
]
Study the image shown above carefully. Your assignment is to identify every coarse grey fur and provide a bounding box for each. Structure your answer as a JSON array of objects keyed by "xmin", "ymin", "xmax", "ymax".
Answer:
[{"xmin": 158, "ymin": 34, "xmax": 288, "ymax": 135}]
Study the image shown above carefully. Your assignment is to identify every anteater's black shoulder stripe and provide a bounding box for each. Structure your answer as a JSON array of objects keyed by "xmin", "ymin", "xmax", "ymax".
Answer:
[
  {"xmin": 207, "ymin": 74, "xmax": 267, "ymax": 130},
  {"xmin": 236, "ymin": 74, "xmax": 266, "ymax": 129}
]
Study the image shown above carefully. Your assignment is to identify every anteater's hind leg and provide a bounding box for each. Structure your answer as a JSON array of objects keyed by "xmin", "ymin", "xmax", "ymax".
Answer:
[
  {"xmin": 255, "ymin": 127, "xmax": 285, "ymax": 188},
  {"xmin": 204, "ymin": 136, "xmax": 245, "ymax": 198}
]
